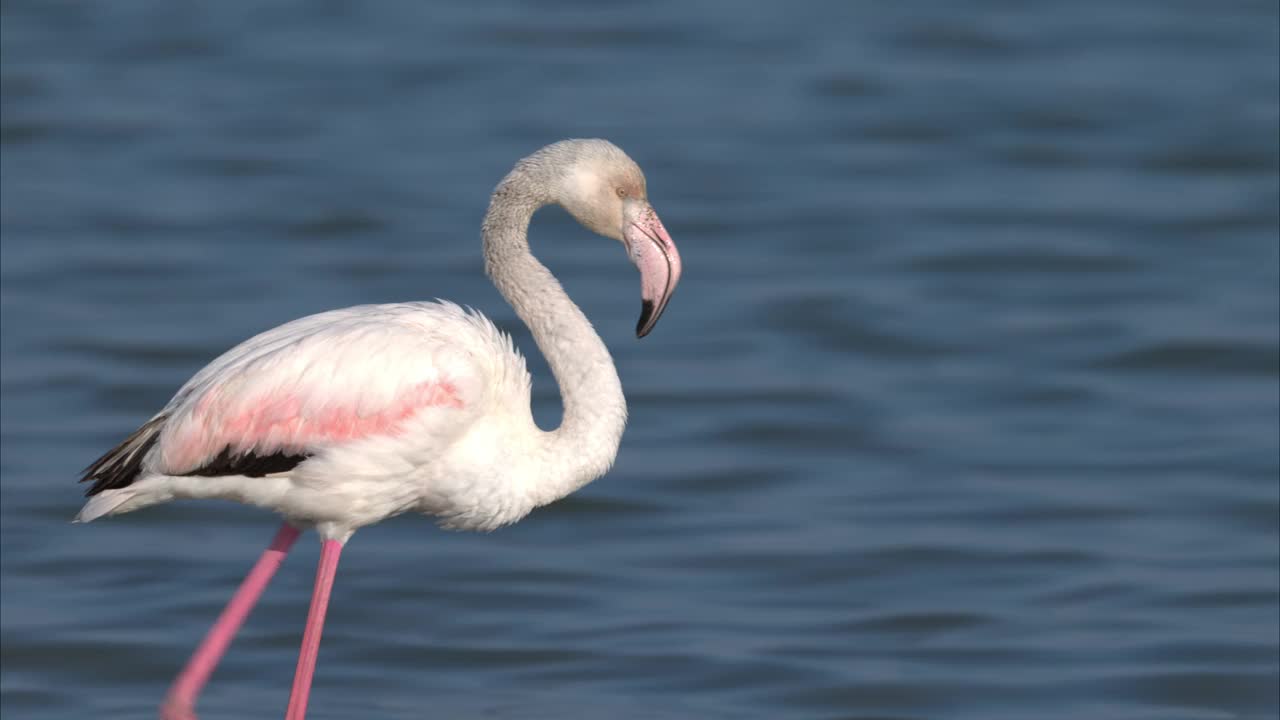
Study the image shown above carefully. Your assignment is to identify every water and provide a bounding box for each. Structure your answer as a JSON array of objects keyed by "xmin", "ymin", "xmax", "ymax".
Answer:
[{"xmin": 2, "ymin": 2, "xmax": 1277, "ymax": 718}]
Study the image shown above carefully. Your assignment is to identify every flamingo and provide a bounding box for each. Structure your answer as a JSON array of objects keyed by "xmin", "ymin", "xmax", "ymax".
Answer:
[{"xmin": 75, "ymin": 139, "xmax": 682, "ymax": 720}]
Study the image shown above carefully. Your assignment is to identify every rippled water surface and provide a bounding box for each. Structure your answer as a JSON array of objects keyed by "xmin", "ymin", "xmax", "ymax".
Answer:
[{"xmin": 3, "ymin": 2, "xmax": 1278, "ymax": 719}]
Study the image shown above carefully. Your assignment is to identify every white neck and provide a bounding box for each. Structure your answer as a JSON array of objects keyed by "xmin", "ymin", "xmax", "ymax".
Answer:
[{"xmin": 481, "ymin": 168, "xmax": 627, "ymax": 506}]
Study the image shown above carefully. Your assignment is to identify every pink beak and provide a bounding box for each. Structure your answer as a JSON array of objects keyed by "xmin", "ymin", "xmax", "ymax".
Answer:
[{"xmin": 624, "ymin": 204, "xmax": 682, "ymax": 338}]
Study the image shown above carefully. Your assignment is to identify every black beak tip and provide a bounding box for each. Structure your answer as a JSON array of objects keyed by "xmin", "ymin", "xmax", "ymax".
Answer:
[{"xmin": 636, "ymin": 299, "xmax": 655, "ymax": 338}]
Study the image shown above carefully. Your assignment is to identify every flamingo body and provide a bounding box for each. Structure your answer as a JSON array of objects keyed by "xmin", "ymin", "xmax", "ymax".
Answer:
[{"xmin": 78, "ymin": 302, "xmax": 549, "ymax": 533}]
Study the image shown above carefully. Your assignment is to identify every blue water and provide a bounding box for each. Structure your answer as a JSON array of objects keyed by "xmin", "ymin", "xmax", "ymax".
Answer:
[{"xmin": 3, "ymin": 2, "xmax": 1278, "ymax": 718}]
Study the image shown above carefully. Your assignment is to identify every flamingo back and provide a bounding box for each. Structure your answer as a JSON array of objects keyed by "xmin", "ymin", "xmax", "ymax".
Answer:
[{"xmin": 79, "ymin": 302, "xmax": 531, "ymax": 510}]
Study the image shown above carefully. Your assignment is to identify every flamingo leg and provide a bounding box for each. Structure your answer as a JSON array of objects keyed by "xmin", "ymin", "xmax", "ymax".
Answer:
[
  {"xmin": 162, "ymin": 522, "xmax": 301, "ymax": 720},
  {"xmin": 284, "ymin": 538, "xmax": 343, "ymax": 720}
]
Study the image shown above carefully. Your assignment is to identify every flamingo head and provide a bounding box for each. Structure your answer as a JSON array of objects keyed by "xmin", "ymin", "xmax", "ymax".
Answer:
[{"xmin": 552, "ymin": 140, "xmax": 683, "ymax": 338}]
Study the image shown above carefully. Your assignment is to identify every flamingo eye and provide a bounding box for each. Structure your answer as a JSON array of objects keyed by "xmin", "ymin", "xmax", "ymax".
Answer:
[{"xmin": 616, "ymin": 187, "xmax": 627, "ymax": 198}]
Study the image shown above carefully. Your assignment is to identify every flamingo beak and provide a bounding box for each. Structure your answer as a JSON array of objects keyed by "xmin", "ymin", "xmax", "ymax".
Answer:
[{"xmin": 624, "ymin": 204, "xmax": 682, "ymax": 338}]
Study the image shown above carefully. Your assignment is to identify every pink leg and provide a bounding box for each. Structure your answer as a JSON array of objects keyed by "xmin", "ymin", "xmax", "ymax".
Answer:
[
  {"xmin": 284, "ymin": 539, "xmax": 343, "ymax": 720},
  {"xmin": 161, "ymin": 522, "xmax": 301, "ymax": 720}
]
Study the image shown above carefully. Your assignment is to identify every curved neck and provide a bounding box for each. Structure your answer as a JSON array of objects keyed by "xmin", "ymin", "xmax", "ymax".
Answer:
[{"xmin": 481, "ymin": 170, "xmax": 627, "ymax": 505}]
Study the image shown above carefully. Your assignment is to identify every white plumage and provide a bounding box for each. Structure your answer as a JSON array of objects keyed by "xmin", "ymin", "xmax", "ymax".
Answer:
[{"xmin": 79, "ymin": 302, "xmax": 538, "ymax": 533}]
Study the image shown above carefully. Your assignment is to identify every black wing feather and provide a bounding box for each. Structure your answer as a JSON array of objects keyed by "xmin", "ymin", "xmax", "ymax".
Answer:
[
  {"xmin": 183, "ymin": 447, "xmax": 310, "ymax": 478},
  {"xmin": 81, "ymin": 414, "xmax": 311, "ymax": 496},
  {"xmin": 80, "ymin": 415, "xmax": 167, "ymax": 497}
]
